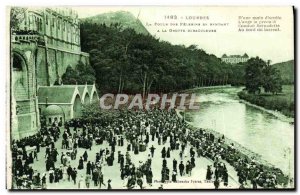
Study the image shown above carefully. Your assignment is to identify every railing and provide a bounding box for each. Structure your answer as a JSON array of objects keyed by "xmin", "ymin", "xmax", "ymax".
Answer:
[{"xmin": 12, "ymin": 35, "xmax": 40, "ymax": 43}]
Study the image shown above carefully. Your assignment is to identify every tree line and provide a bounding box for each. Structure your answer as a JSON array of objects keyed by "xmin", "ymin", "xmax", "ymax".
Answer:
[{"xmin": 61, "ymin": 21, "xmax": 247, "ymax": 95}]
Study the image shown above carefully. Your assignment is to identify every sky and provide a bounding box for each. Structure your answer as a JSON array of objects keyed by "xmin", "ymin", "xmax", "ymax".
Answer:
[{"xmin": 73, "ymin": 6, "xmax": 294, "ymax": 64}]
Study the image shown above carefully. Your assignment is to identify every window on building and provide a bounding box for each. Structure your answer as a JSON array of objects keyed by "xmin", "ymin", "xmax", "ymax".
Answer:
[
  {"xmin": 35, "ymin": 16, "xmax": 38, "ymax": 30},
  {"xmin": 39, "ymin": 18, "xmax": 42, "ymax": 31},
  {"xmin": 12, "ymin": 53, "xmax": 25, "ymax": 72},
  {"xmin": 46, "ymin": 15, "xmax": 48, "ymax": 25},
  {"xmin": 49, "ymin": 117, "xmax": 52, "ymax": 124}
]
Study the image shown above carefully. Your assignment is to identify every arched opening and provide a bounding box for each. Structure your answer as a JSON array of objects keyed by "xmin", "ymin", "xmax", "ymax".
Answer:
[
  {"xmin": 84, "ymin": 93, "xmax": 90, "ymax": 105},
  {"xmin": 73, "ymin": 94, "xmax": 82, "ymax": 118},
  {"xmin": 91, "ymin": 91, "xmax": 98, "ymax": 103},
  {"xmin": 12, "ymin": 53, "xmax": 28, "ymax": 101}
]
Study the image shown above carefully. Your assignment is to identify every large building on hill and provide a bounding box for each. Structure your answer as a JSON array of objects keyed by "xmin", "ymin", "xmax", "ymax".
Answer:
[
  {"xmin": 221, "ymin": 53, "xmax": 249, "ymax": 64},
  {"xmin": 11, "ymin": 7, "xmax": 98, "ymax": 139}
]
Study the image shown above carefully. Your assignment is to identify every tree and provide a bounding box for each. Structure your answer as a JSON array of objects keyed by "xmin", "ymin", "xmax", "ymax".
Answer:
[
  {"xmin": 61, "ymin": 66, "xmax": 79, "ymax": 85},
  {"xmin": 244, "ymin": 57, "xmax": 282, "ymax": 94},
  {"xmin": 10, "ymin": 7, "xmax": 26, "ymax": 32},
  {"xmin": 245, "ymin": 57, "xmax": 266, "ymax": 94},
  {"xmin": 262, "ymin": 64, "xmax": 282, "ymax": 94},
  {"xmin": 76, "ymin": 61, "xmax": 96, "ymax": 84},
  {"xmin": 60, "ymin": 61, "xmax": 96, "ymax": 85}
]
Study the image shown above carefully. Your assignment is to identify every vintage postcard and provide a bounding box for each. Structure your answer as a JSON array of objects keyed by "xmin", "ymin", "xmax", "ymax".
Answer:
[{"xmin": 7, "ymin": 6, "xmax": 295, "ymax": 190}]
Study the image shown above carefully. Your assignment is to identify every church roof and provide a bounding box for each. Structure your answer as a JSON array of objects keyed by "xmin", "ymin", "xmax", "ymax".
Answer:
[
  {"xmin": 87, "ymin": 85, "xmax": 94, "ymax": 95},
  {"xmin": 243, "ymin": 53, "xmax": 249, "ymax": 58},
  {"xmin": 77, "ymin": 85, "xmax": 86, "ymax": 97},
  {"xmin": 38, "ymin": 85, "xmax": 79, "ymax": 104}
]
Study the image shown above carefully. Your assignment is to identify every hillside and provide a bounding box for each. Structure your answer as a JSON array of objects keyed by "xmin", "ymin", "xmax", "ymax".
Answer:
[
  {"xmin": 81, "ymin": 11, "xmax": 149, "ymax": 35},
  {"xmin": 272, "ymin": 60, "xmax": 294, "ymax": 84},
  {"xmin": 77, "ymin": 21, "xmax": 235, "ymax": 94}
]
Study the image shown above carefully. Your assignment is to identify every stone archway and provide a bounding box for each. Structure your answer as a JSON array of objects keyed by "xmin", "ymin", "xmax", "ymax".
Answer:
[
  {"xmin": 84, "ymin": 93, "xmax": 90, "ymax": 105},
  {"xmin": 73, "ymin": 94, "xmax": 82, "ymax": 118},
  {"xmin": 12, "ymin": 52, "xmax": 29, "ymax": 101},
  {"xmin": 91, "ymin": 91, "xmax": 98, "ymax": 103}
]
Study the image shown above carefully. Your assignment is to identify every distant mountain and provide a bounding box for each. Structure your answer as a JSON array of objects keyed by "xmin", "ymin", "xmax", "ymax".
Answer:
[
  {"xmin": 81, "ymin": 11, "xmax": 149, "ymax": 35},
  {"xmin": 272, "ymin": 60, "xmax": 294, "ymax": 84}
]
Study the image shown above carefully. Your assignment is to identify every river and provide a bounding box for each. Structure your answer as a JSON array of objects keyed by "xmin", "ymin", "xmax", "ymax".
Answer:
[{"xmin": 188, "ymin": 87, "xmax": 294, "ymax": 178}]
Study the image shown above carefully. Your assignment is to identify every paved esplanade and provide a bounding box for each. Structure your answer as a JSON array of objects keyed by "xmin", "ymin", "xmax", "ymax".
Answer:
[{"xmin": 29, "ymin": 125, "xmax": 240, "ymax": 189}]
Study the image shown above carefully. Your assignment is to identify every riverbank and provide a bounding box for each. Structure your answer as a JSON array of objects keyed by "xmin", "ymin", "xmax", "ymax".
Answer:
[
  {"xmin": 176, "ymin": 110, "xmax": 291, "ymax": 188},
  {"xmin": 237, "ymin": 86, "xmax": 294, "ymax": 119},
  {"xmin": 181, "ymin": 85, "xmax": 232, "ymax": 93},
  {"xmin": 239, "ymin": 99, "xmax": 294, "ymax": 123}
]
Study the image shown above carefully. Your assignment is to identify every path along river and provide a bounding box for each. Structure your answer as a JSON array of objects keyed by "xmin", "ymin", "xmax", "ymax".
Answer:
[{"xmin": 188, "ymin": 87, "xmax": 294, "ymax": 179}]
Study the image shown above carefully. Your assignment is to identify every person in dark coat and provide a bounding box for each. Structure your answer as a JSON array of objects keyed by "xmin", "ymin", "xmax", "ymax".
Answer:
[
  {"xmin": 214, "ymin": 178, "xmax": 220, "ymax": 189},
  {"xmin": 206, "ymin": 165, "xmax": 213, "ymax": 180},
  {"xmin": 172, "ymin": 171, "xmax": 177, "ymax": 182},
  {"xmin": 71, "ymin": 168, "xmax": 77, "ymax": 184},
  {"xmin": 161, "ymin": 168, "xmax": 166, "ymax": 183},
  {"xmin": 83, "ymin": 151, "xmax": 88, "ymax": 162},
  {"xmin": 49, "ymin": 169, "xmax": 54, "ymax": 183},
  {"xmin": 179, "ymin": 161, "xmax": 184, "ymax": 176},
  {"xmin": 190, "ymin": 147, "xmax": 195, "ymax": 157},
  {"xmin": 166, "ymin": 147, "xmax": 171, "ymax": 158},
  {"xmin": 251, "ymin": 178, "xmax": 257, "ymax": 189},
  {"xmin": 127, "ymin": 144, "xmax": 131, "ymax": 152},
  {"xmin": 120, "ymin": 155, "xmax": 125, "ymax": 168},
  {"xmin": 28, "ymin": 152, "xmax": 34, "ymax": 164},
  {"xmin": 78, "ymin": 157, "xmax": 84, "ymax": 170},
  {"xmin": 224, "ymin": 169, "xmax": 229, "ymax": 187},
  {"xmin": 117, "ymin": 151, "xmax": 121, "ymax": 163},
  {"xmin": 134, "ymin": 145, "xmax": 139, "ymax": 155},
  {"xmin": 145, "ymin": 133, "xmax": 149, "ymax": 145},
  {"xmin": 86, "ymin": 161, "xmax": 91, "ymax": 174},
  {"xmin": 54, "ymin": 169, "xmax": 60, "ymax": 183},
  {"xmin": 92, "ymin": 169, "xmax": 99, "ymax": 186},
  {"xmin": 191, "ymin": 156, "xmax": 195, "ymax": 168},
  {"xmin": 146, "ymin": 169, "xmax": 153, "ymax": 185},
  {"xmin": 66, "ymin": 165, "xmax": 72, "ymax": 181},
  {"xmin": 158, "ymin": 136, "xmax": 162, "ymax": 145},
  {"xmin": 60, "ymin": 152, "xmax": 65, "ymax": 164},
  {"xmin": 162, "ymin": 158, "xmax": 167, "ymax": 168},
  {"xmin": 173, "ymin": 159, "xmax": 177, "ymax": 171},
  {"xmin": 149, "ymin": 145, "xmax": 156, "ymax": 158},
  {"xmin": 41, "ymin": 174, "xmax": 47, "ymax": 189},
  {"xmin": 107, "ymin": 179, "xmax": 112, "ymax": 190},
  {"xmin": 161, "ymin": 147, "xmax": 166, "ymax": 158},
  {"xmin": 120, "ymin": 136, "xmax": 124, "ymax": 146},
  {"xmin": 186, "ymin": 161, "xmax": 191, "ymax": 175},
  {"xmin": 165, "ymin": 168, "xmax": 170, "ymax": 180}
]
